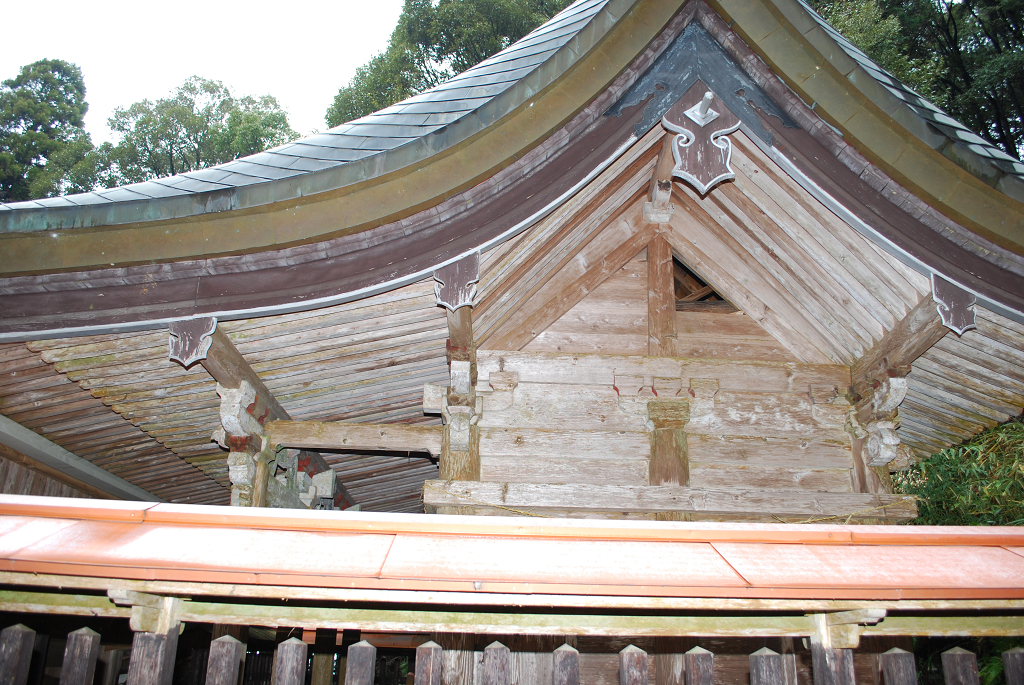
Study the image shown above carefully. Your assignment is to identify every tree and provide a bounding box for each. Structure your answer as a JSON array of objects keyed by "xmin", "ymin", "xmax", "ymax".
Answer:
[
  {"xmin": 107, "ymin": 77, "xmax": 299, "ymax": 184},
  {"xmin": 0, "ymin": 59, "xmax": 93, "ymax": 201},
  {"xmin": 326, "ymin": 0, "xmax": 572, "ymax": 127}
]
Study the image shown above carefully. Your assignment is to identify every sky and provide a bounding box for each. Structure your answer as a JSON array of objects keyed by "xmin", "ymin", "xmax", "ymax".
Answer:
[{"xmin": 1, "ymin": 0, "xmax": 406, "ymax": 144}]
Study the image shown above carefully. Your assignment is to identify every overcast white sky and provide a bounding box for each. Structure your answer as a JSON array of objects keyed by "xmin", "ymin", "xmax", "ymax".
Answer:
[{"xmin": 1, "ymin": 0, "xmax": 406, "ymax": 144}]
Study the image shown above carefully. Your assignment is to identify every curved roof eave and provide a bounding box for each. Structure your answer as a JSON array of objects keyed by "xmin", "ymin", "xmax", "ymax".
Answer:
[{"xmin": 0, "ymin": 0, "xmax": 628, "ymax": 233}]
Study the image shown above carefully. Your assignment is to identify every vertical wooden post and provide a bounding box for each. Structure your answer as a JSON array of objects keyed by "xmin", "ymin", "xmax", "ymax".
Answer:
[
  {"xmin": 942, "ymin": 648, "xmax": 979, "ymax": 685},
  {"xmin": 620, "ymin": 645, "xmax": 649, "ymax": 685},
  {"xmin": 205, "ymin": 636, "xmax": 245, "ymax": 685},
  {"xmin": 0, "ymin": 624, "xmax": 36, "ymax": 685},
  {"xmin": 812, "ymin": 645, "xmax": 856, "ymax": 685},
  {"xmin": 553, "ymin": 644, "xmax": 580, "ymax": 685},
  {"xmin": 685, "ymin": 646, "xmax": 714, "ymax": 685},
  {"xmin": 311, "ymin": 629, "xmax": 337, "ymax": 685},
  {"xmin": 433, "ymin": 632, "xmax": 475, "ymax": 685},
  {"xmin": 274, "ymin": 637, "xmax": 308, "ymax": 685},
  {"xmin": 750, "ymin": 647, "xmax": 785, "ymax": 685},
  {"xmin": 878, "ymin": 648, "xmax": 917, "ymax": 685},
  {"xmin": 648, "ymin": 401, "xmax": 690, "ymax": 487},
  {"xmin": 648, "ymin": 236, "xmax": 676, "ymax": 357},
  {"xmin": 345, "ymin": 640, "xmax": 376, "ymax": 685},
  {"xmin": 483, "ymin": 642, "xmax": 511, "ymax": 685},
  {"xmin": 59, "ymin": 628, "xmax": 101, "ymax": 685},
  {"xmin": 126, "ymin": 628, "xmax": 179, "ymax": 685},
  {"xmin": 98, "ymin": 649, "xmax": 125, "ymax": 685},
  {"xmin": 415, "ymin": 641, "xmax": 443, "ymax": 685},
  {"xmin": 1004, "ymin": 648, "xmax": 1024, "ymax": 685}
]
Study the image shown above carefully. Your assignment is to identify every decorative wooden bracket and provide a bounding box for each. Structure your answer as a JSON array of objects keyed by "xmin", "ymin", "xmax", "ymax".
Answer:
[
  {"xmin": 168, "ymin": 317, "xmax": 218, "ymax": 367},
  {"xmin": 433, "ymin": 253, "xmax": 481, "ymax": 311},
  {"xmin": 931, "ymin": 274, "xmax": 977, "ymax": 335},
  {"xmin": 662, "ymin": 82, "xmax": 740, "ymax": 195}
]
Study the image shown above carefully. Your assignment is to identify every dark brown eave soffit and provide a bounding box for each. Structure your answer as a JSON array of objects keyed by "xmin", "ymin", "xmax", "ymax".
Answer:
[{"xmin": 1, "ymin": 1, "xmax": 1023, "ymax": 342}]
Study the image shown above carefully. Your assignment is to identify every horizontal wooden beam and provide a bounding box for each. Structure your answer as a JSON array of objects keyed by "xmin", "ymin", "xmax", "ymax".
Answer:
[
  {"xmin": 421, "ymin": 481, "xmax": 916, "ymax": 521},
  {"xmin": 268, "ymin": 421, "xmax": 443, "ymax": 457},
  {"xmin": 851, "ymin": 296, "xmax": 947, "ymax": 396}
]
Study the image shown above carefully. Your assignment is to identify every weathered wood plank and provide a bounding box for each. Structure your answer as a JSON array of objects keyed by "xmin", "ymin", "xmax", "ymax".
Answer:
[
  {"xmin": 685, "ymin": 434, "xmax": 852, "ymax": 469},
  {"xmin": 685, "ymin": 646, "xmax": 714, "ymax": 685},
  {"xmin": 480, "ymin": 428, "xmax": 650, "ymax": 460},
  {"xmin": 205, "ymin": 635, "xmax": 245, "ymax": 685},
  {"xmin": 481, "ymin": 457, "xmax": 649, "ymax": 486},
  {"xmin": 751, "ymin": 648, "xmax": 785, "ymax": 685},
  {"xmin": 554, "ymin": 644, "xmax": 581, "ymax": 685},
  {"xmin": 415, "ymin": 641, "xmax": 443, "ymax": 685},
  {"xmin": 274, "ymin": 637, "xmax": 308, "ymax": 685},
  {"xmin": 483, "ymin": 641, "xmax": 511, "ymax": 685},
  {"xmin": 345, "ymin": 640, "xmax": 376, "ymax": 685},
  {"xmin": 941, "ymin": 648, "xmax": 979, "ymax": 685},
  {"xmin": 620, "ymin": 645, "xmax": 648, "ymax": 685},
  {"xmin": 649, "ymin": 236, "xmax": 676, "ymax": 357},
  {"xmin": 126, "ymin": 629, "xmax": 178, "ymax": 685},
  {"xmin": 268, "ymin": 420, "xmax": 443, "ymax": 456},
  {"xmin": 1003, "ymin": 648, "xmax": 1024, "ymax": 685},
  {"xmin": 421, "ymin": 481, "xmax": 915, "ymax": 520},
  {"xmin": 688, "ymin": 464, "xmax": 852, "ymax": 493},
  {"xmin": 0, "ymin": 624, "xmax": 35, "ymax": 685},
  {"xmin": 59, "ymin": 627, "xmax": 101, "ymax": 685}
]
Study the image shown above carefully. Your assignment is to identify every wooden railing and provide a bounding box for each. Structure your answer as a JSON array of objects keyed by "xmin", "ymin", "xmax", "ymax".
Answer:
[{"xmin": 5, "ymin": 622, "xmax": 1023, "ymax": 685}]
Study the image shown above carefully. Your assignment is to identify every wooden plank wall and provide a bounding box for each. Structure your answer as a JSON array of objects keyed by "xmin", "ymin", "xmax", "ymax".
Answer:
[
  {"xmin": 475, "ymin": 351, "xmax": 854, "ymax": 508},
  {"xmin": 0, "ymin": 454, "xmax": 90, "ymax": 499}
]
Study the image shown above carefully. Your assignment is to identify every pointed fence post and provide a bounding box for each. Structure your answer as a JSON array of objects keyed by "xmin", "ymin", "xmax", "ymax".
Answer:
[
  {"xmin": 878, "ymin": 648, "xmax": 916, "ymax": 685},
  {"xmin": 942, "ymin": 648, "xmax": 979, "ymax": 685},
  {"xmin": 553, "ymin": 644, "xmax": 580, "ymax": 685},
  {"xmin": 483, "ymin": 642, "xmax": 511, "ymax": 685},
  {"xmin": 812, "ymin": 645, "xmax": 856, "ymax": 685},
  {"xmin": 126, "ymin": 628, "xmax": 179, "ymax": 685},
  {"xmin": 205, "ymin": 636, "xmax": 245, "ymax": 685},
  {"xmin": 59, "ymin": 628, "xmax": 101, "ymax": 685},
  {"xmin": 415, "ymin": 641, "xmax": 443, "ymax": 685},
  {"xmin": 685, "ymin": 646, "xmax": 714, "ymax": 685},
  {"xmin": 1004, "ymin": 649, "xmax": 1024, "ymax": 685},
  {"xmin": 0, "ymin": 624, "xmax": 36, "ymax": 685},
  {"xmin": 345, "ymin": 640, "xmax": 376, "ymax": 685},
  {"xmin": 274, "ymin": 637, "xmax": 308, "ymax": 685},
  {"xmin": 751, "ymin": 647, "xmax": 785, "ymax": 685},
  {"xmin": 620, "ymin": 645, "xmax": 648, "ymax": 685}
]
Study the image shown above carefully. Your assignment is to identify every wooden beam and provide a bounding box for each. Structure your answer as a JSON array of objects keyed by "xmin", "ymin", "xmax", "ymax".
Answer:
[
  {"xmin": 648, "ymin": 236, "xmax": 676, "ymax": 357},
  {"xmin": 851, "ymin": 296, "xmax": 947, "ymax": 398},
  {"xmin": 421, "ymin": 481, "xmax": 916, "ymax": 520},
  {"xmin": 268, "ymin": 420, "xmax": 443, "ymax": 457}
]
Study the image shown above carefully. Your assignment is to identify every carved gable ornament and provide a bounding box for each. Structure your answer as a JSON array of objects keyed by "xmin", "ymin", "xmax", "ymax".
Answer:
[{"xmin": 661, "ymin": 81, "xmax": 741, "ymax": 195}]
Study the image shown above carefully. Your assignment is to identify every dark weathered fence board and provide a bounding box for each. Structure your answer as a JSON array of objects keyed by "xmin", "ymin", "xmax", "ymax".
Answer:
[
  {"xmin": 205, "ymin": 635, "xmax": 245, "ymax": 685},
  {"xmin": 0, "ymin": 624, "xmax": 36, "ymax": 685},
  {"xmin": 483, "ymin": 642, "xmax": 511, "ymax": 685},
  {"xmin": 415, "ymin": 641, "xmax": 443, "ymax": 685},
  {"xmin": 126, "ymin": 630, "xmax": 179, "ymax": 685},
  {"xmin": 750, "ymin": 647, "xmax": 785, "ymax": 685},
  {"xmin": 345, "ymin": 640, "xmax": 376, "ymax": 685},
  {"xmin": 878, "ymin": 647, "xmax": 916, "ymax": 685},
  {"xmin": 59, "ymin": 628, "xmax": 101, "ymax": 685},
  {"xmin": 553, "ymin": 644, "xmax": 580, "ymax": 685},
  {"xmin": 811, "ymin": 645, "xmax": 856, "ymax": 685},
  {"xmin": 273, "ymin": 638, "xmax": 308, "ymax": 685},
  {"xmin": 620, "ymin": 645, "xmax": 648, "ymax": 685},
  {"xmin": 98, "ymin": 648, "xmax": 125, "ymax": 685},
  {"xmin": 685, "ymin": 646, "xmax": 715, "ymax": 685},
  {"xmin": 1004, "ymin": 648, "xmax": 1024, "ymax": 685},
  {"xmin": 942, "ymin": 648, "xmax": 980, "ymax": 685}
]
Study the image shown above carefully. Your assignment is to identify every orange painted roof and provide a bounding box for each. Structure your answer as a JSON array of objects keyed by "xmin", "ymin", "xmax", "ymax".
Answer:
[{"xmin": 1, "ymin": 495, "xmax": 1022, "ymax": 600}]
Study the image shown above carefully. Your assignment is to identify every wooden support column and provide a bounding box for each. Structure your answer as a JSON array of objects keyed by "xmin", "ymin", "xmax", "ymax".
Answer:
[
  {"xmin": 648, "ymin": 236, "xmax": 676, "ymax": 357},
  {"xmin": 274, "ymin": 638, "xmax": 308, "ymax": 685},
  {"xmin": 620, "ymin": 645, "xmax": 649, "ymax": 685},
  {"xmin": 0, "ymin": 624, "xmax": 36, "ymax": 685},
  {"xmin": 878, "ymin": 648, "xmax": 917, "ymax": 685},
  {"xmin": 126, "ymin": 629, "xmax": 178, "ymax": 685},
  {"xmin": 750, "ymin": 648, "xmax": 785, "ymax": 685},
  {"xmin": 941, "ymin": 648, "xmax": 980, "ymax": 685},
  {"xmin": 169, "ymin": 317, "xmax": 353, "ymax": 509},
  {"xmin": 415, "ymin": 641, "xmax": 443, "ymax": 685},
  {"xmin": 59, "ymin": 628, "xmax": 101, "ymax": 685},
  {"xmin": 483, "ymin": 642, "xmax": 511, "ymax": 685},
  {"xmin": 644, "ymin": 133, "xmax": 676, "ymax": 224},
  {"xmin": 311, "ymin": 629, "xmax": 337, "ymax": 685},
  {"xmin": 685, "ymin": 646, "xmax": 714, "ymax": 685},
  {"xmin": 345, "ymin": 640, "xmax": 376, "ymax": 685},
  {"xmin": 205, "ymin": 636, "xmax": 245, "ymax": 685},
  {"xmin": 434, "ymin": 255, "xmax": 482, "ymax": 499},
  {"xmin": 553, "ymin": 644, "xmax": 580, "ymax": 685},
  {"xmin": 1004, "ymin": 648, "xmax": 1024, "ymax": 685}
]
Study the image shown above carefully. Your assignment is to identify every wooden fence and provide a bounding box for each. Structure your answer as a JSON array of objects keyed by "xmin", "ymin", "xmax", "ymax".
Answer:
[{"xmin": 2, "ymin": 622, "xmax": 1023, "ymax": 685}]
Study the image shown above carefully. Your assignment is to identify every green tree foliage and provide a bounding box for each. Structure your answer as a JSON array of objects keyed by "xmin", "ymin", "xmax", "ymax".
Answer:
[
  {"xmin": 107, "ymin": 77, "xmax": 299, "ymax": 184},
  {"xmin": 0, "ymin": 59, "xmax": 95, "ymax": 201},
  {"xmin": 893, "ymin": 416, "xmax": 1024, "ymax": 525},
  {"xmin": 326, "ymin": 0, "xmax": 572, "ymax": 127},
  {"xmin": 814, "ymin": 0, "xmax": 1024, "ymax": 159}
]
